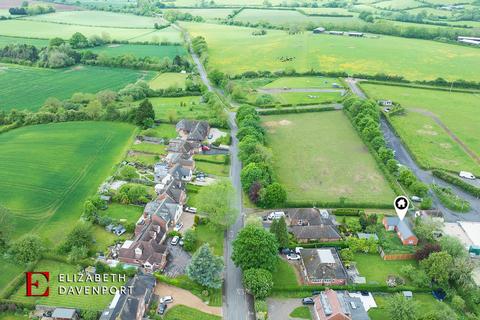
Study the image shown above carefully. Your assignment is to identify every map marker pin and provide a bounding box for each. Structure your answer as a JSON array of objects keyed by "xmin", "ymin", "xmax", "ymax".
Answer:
[{"xmin": 394, "ymin": 196, "xmax": 409, "ymax": 221}]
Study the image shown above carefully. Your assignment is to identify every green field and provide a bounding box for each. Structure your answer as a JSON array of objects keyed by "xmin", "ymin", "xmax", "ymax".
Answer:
[
  {"xmin": 272, "ymin": 259, "xmax": 299, "ymax": 289},
  {"xmin": 141, "ymin": 123, "xmax": 178, "ymax": 139},
  {"xmin": 362, "ymin": 83, "xmax": 480, "ymax": 174},
  {"xmin": 86, "ymin": 44, "xmax": 186, "ymax": 59},
  {"xmin": 164, "ymin": 305, "xmax": 221, "ymax": 320},
  {"xmin": 262, "ymin": 112, "xmax": 395, "ymax": 204},
  {"xmin": 262, "ymin": 76, "xmax": 342, "ymax": 89},
  {"xmin": 145, "ymin": 96, "xmax": 209, "ymax": 121},
  {"xmin": 0, "ymin": 314, "xmax": 29, "ymax": 320},
  {"xmin": 0, "ymin": 35, "xmax": 49, "ymax": 48},
  {"xmin": 129, "ymin": 26, "xmax": 182, "ymax": 43},
  {"xmin": 23, "ymin": 10, "xmax": 166, "ymax": 28},
  {"xmin": 0, "ymin": 64, "xmax": 155, "ymax": 111},
  {"xmin": 0, "ymin": 257, "xmax": 24, "ymax": 297},
  {"xmin": 354, "ymin": 254, "xmax": 415, "ymax": 285},
  {"xmin": 373, "ymin": 0, "xmax": 423, "ymax": 10},
  {"xmin": 0, "ymin": 122, "xmax": 135, "ymax": 240},
  {"xmin": 270, "ymin": 91, "xmax": 342, "ymax": 105},
  {"xmin": 10, "ymin": 259, "xmax": 123, "ymax": 310},
  {"xmin": 100, "ymin": 203, "xmax": 144, "ymax": 224},
  {"xmin": 182, "ymin": 22, "xmax": 480, "ymax": 81},
  {"xmin": 196, "ymin": 161, "xmax": 229, "ymax": 177},
  {"xmin": 166, "ymin": 8, "xmax": 234, "ymax": 20},
  {"xmin": 130, "ymin": 142, "xmax": 167, "ymax": 155},
  {"xmin": 149, "ymin": 72, "xmax": 188, "ymax": 90}
]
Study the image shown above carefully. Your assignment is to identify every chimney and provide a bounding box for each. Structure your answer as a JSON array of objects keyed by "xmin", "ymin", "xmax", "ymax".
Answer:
[{"xmin": 135, "ymin": 247, "xmax": 142, "ymax": 259}]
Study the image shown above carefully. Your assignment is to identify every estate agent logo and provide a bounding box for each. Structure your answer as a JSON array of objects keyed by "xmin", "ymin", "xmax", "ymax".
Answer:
[{"xmin": 25, "ymin": 272, "xmax": 50, "ymax": 297}]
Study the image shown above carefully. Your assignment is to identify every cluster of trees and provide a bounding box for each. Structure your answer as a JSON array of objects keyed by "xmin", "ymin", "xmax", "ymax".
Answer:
[
  {"xmin": 232, "ymin": 223, "xmax": 278, "ymax": 299},
  {"xmin": 237, "ymin": 105, "xmax": 287, "ymax": 208},
  {"xmin": 163, "ymin": 10, "xmax": 204, "ymax": 22},
  {"xmin": 113, "ymin": 183, "xmax": 153, "ymax": 205},
  {"xmin": 9, "ymin": 4, "xmax": 55, "ymax": 16},
  {"xmin": 0, "ymin": 42, "xmax": 80, "ymax": 68},
  {"xmin": 343, "ymin": 97, "xmax": 431, "ymax": 207},
  {"xmin": 191, "ymin": 36, "xmax": 208, "ymax": 57},
  {"xmin": 385, "ymin": 292, "xmax": 458, "ymax": 320}
]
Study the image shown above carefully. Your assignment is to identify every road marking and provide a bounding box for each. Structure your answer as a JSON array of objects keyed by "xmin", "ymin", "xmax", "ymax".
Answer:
[{"xmin": 237, "ymin": 288, "xmax": 245, "ymax": 295}]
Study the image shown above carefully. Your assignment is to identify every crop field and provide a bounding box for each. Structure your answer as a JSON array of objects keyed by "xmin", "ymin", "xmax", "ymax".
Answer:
[
  {"xmin": 86, "ymin": 44, "xmax": 186, "ymax": 58},
  {"xmin": 0, "ymin": 64, "xmax": 155, "ymax": 111},
  {"xmin": 262, "ymin": 76, "xmax": 342, "ymax": 89},
  {"xmin": 0, "ymin": 122, "xmax": 135, "ymax": 240},
  {"xmin": 10, "ymin": 259, "xmax": 124, "ymax": 310},
  {"xmin": 23, "ymin": 10, "xmax": 167, "ymax": 28},
  {"xmin": 167, "ymin": 8, "xmax": 234, "ymax": 20},
  {"xmin": 130, "ymin": 26, "xmax": 183, "ymax": 43},
  {"xmin": 145, "ymin": 96, "xmax": 209, "ymax": 121},
  {"xmin": 149, "ymin": 72, "xmax": 188, "ymax": 90},
  {"xmin": 373, "ymin": 0, "xmax": 424, "ymax": 10},
  {"xmin": 299, "ymin": 7, "xmax": 354, "ymax": 15},
  {"xmin": 182, "ymin": 22, "xmax": 480, "ymax": 81},
  {"xmin": 362, "ymin": 83, "xmax": 480, "ymax": 173},
  {"xmin": 270, "ymin": 91, "xmax": 342, "ymax": 105},
  {"xmin": 261, "ymin": 112, "xmax": 396, "ymax": 205},
  {"xmin": 0, "ymin": 35, "xmax": 49, "ymax": 48}
]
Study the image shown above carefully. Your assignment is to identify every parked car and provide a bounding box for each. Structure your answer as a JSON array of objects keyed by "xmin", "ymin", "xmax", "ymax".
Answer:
[
  {"xmin": 185, "ymin": 207, "xmax": 197, "ymax": 214},
  {"xmin": 158, "ymin": 303, "xmax": 167, "ymax": 315},
  {"xmin": 459, "ymin": 171, "xmax": 476, "ymax": 180},
  {"xmin": 202, "ymin": 145, "xmax": 211, "ymax": 151},
  {"xmin": 302, "ymin": 297, "xmax": 314, "ymax": 305},
  {"xmin": 171, "ymin": 236, "xmax": 180, "ymax": 245},
  {"xmin": 262, "ymin": 215, "xmax": 268, "ymax": 221},
  {"xmin": 160, "ymin": 296, "xmax": 173, "ymax": 304},
  {"xmin": 295, "ymin": 247, "xmax": 303, "ymax": 254},
  {"xmin": 411, "ymin": 196, "xmax": 422, "ymax": 202},
  {"xmin": 287, "ymin": 253, "xmax": 301, "ymax": 261},
  {"xmin": 268, "ymin": 211, "xmax": 285, "ymax": 220},
  {"xmin": 280, "ymin": 248, "xmax": 291, "ymax": 255},
  {"xmin": 174, "ymin": 222, "xmax": 184, "ymax": 232}
]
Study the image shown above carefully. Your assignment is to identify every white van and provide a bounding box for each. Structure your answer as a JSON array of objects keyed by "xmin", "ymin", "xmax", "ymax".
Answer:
[
  {"xmin": 268, "ymin": 211, "xmax": 285, "ymax": 220},
  {"xmin": 459, "ymin": 171, "xmax": 476, "ymax": 180}
]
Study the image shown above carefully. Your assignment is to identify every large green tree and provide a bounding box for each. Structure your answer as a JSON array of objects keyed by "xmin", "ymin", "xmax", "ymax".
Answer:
[
  {"xmin": 69, "ymin": 32, "xmax": 89, "ymax": 48},
  {"xmin": 420, "ymin": 251, "xmax": 453, "ymax": 286},
  {"xmin": 240, "ymin": 162, "xmax": 270, "ymax": 192},
  {"xmin": 186, "ymin": 244, "xmax": 224, "ymax": 289},
  {"xmin": 197, "ymin": 180, "xmax": 238, "ymax": 230},
  {"xmin": 243, "ymin": 268, "xmax": 273, "ymax": 299},
  {"xmin": 135, "ymin": 99, "xmax": 155, "ymax": 128},
  {"xmin": 9, "ymin": 235, "xmax": 44, "ymax": 264},
  {"xmin": 260, "ymin": 183, "xmax": 287, "ymax": 208},
  {"xmin": 232, "ymin": 224, "xmax": 278, "ymax": 272},
  {"xmin": 386, "ymin": 293, "xmax": 418, "ymax": 320},
  {"xmin": 272, "ymin": 216, "xmax": 289, "ymax": 249},
  {"xmin": 59, "ymin": 224, "xmax": 93, "ymax": 254}
]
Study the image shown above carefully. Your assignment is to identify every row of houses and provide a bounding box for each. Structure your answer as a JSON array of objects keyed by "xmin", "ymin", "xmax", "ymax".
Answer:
[{"xmin": 116, "ymin": 120, "xmax": 210, "ymax": 273}]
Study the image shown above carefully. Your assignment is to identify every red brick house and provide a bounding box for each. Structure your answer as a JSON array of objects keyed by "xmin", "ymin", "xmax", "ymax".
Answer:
[{"xmin": 383, "ymin": 217, "xmax": 418, "ymax": 246}]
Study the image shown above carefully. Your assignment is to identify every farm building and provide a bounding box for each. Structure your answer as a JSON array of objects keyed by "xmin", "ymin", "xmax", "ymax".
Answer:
[
  {"xmin": 383, "ymin": 217, "xmax": 418, "ymax": 246},
  {"xmin": 287, "ymin": 208, "xmax": 341, "ymax": 243},
  {"xmin": 313, "ymin": 27, "xmax": 326, "ymax": 34},
  {"xmin": 328, "ymin": 31, "xmax": 344, "ymax": 36},
  {"xmin": 300, "ymin": 248, "xmax": 348, "ymax": 285},
  {"xmin": 100, "ymin": 274, "xmax": 156, "ymax": 320},
  {"xmin": 458, "ymin": 36, "xmax": 480, "ymax": 46},
  {"xmin": 51, "ymin": 308, "xmax": 78, "ymax": 320},
  {"xmin": 348, "ymin": 32, "xmax": 364, "ymax": 37},
  {"xmin": 312, "ymin": 289, "xmax": 370, "ymax": 320}
]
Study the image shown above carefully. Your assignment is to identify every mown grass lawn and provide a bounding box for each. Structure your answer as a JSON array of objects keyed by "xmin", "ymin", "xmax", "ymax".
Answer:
[
  {"xmin": 0, "ymin": 257, "xmax": 24, "ymax": 298},
  {"xmin": 195, "ymin": 223, "xmax": 224, "ymax": 256},
  {"xmin": 149, "ymin": 72, "xmax": 188, "ymax": 90},
  {"xmin": 145, "ymin": 96, "xmax": 210, "ymax": 122},
  {"xmin": 130, "ymin": 142, "xmax": 167, "ymax": 155},
  {"xmin": 289, "ymin": 306, "xmax": 312, "ymax": 319},
  {"xmin": 141, "ymin": 124, "xmax": 178, "ymax": 139},
  {"xmin": 182, "ymin": 22, "xmax": 480, "ymax": 81},
  {"xmin": 261, "ymin": 112, "xmax": 395, "ymax": 205},
  {"xmin": 10, "ymin": 259, "xmax": 124, "ymax": 310},
  {"xmin": 126, "ymin": 152, "xmax": 160, "ymax": 166},
  {"xmin": 0, "ymin": 313, "xmax": 29, "ymax": 320},
  {"xmin": 262, "ymin": 76, "xmax": 342, "ymax": 89},
  {"xmin": 196, "ymin": 161, "xmax": 229, "ymax": 177},
  {"xmin": 100, "ymin": 203, "xmax": 144, "ymax": 224},
  {"xmin": 272, "ymin": 259, "xmax": 299, "ymax": 290},
  {"xmin": 85, "ymin": 44, "xmax": 186, "ymax": 59},
  {"xmin": 163, "ymin": 305, "xmax": 221, "ymax": 320},
  {"xmin": 92, "ymin": 224, "xmax": 131, "ymax": 253},
  {"xmin": 0, "ymin": 122, "xmax": 135, "ymax": 241},
  {"xmin": 354, "ymin": 254, "xmax": 416, "ymax": 285},
  {"xmin": 271, "ymin": 91, "xmax": 342, "ymax": 105},
  {"xmin": 362, "ymin": 83, "xmax": 480, "ymax": 174}
]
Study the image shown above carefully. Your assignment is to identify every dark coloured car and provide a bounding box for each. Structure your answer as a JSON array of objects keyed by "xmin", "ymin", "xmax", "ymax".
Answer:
[
  {"xmin": 302, "ymin": 297, "xmax": 314, "ymax": 305},
  {"xmin": 312, "ymin": 290, "xmax": 321, "ymax": 296},
  {"xmin": 280, "ymin": 248, "xmax": 291, "ymax": 255},
  {"xmin": 158, "ymin": 303, "xmax": 167, "ymax": 315}
]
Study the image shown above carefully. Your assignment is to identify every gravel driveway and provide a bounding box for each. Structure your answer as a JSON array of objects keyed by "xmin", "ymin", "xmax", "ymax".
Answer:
[
  {"xmin": 267, "ymin": 298, "xmax": 311, "ymax": 320},
  {"xmin": 163, "ymin": 241, "xmax": 191, "ymax": 277}
]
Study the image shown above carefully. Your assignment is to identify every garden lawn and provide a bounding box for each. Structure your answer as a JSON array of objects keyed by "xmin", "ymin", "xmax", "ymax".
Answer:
[
  {"xmin": 195, "ymin": 223, "xmax": 224, "ymax": 256},
  {"xmin": 164, "ymin": 305, "xmax": 221, "ymax": 320},
  {"xmin": 10, "ymin": 259, "xmax": 124, "ymax": 310},
  {"xmin": 272, "ymin": 259, "xmax": 299, "ymax": 290},
  {"xmin": 85, "ymin": 44, "xmax": 186, "ymax": 59},
  {"xmin": 196, "ymin": 161, "xmax": 229, "ymax": 177},
  {"xmin": 141, "ymin": 124, "xmax": 178, "ymax": 139},
  {"xmin": 125, "ymin": 152, "xmax": 159, "ymax": 167},
  {"xmin": 0, "ymin": 64, "xmax": 155, "ymax": 111},
  {"xmin": 262, "ymin": 112, "xmax": 395, "ymax": 205},
  {"xmin": 353, "ymin": 254, "xmax": 415, "ymax": 285},
  {"xmin": 362, "ymin": 83, "xmax": 480, "ymax": 174},
  {"xmin": 262, "ymin": 76, "xmax": 342, "ymax": 89},
  {"xmin": 0, "ymin": 122, "xmax": 135, "ymax": 241},
  {"xmin": 182, "ymin": 22, "xmax": 480, "ymax": 81},
  {"xmin": 100, "ymin": 203, "xmax": 143, "ymax": 224},
  {"xmin": 23, "ymin": 10, "xmax": 167, "ymax": 28},
  {"xmin": 92, "ymin": 224, "xmax": 130, "ymax": 253},
  {"xmin": 289, "ymin": 306, "xmax": 312, "ymax": 319},
  {"xmin": 130, "ymin": 142, "xmax": 166, "ymax": 155},
  {"xmin": 149, "ymin": 72, "xmax": 188, "ymax": 90},
  {"xmin": 0, "ymin": 314, "xmax": 29, "ymax": 320},
  {"xmin": 145, "ymin": 96, "xmax": 205, "ymax": 121}
]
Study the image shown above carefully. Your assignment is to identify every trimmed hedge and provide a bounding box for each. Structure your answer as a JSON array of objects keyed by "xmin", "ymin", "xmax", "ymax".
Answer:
[
  {"xmin": 432, "ymin": 170, "xmax": 480, "ymax": 197},
  {"xmin": 272, "ymin": 283, "xmax": 431, "ymax": 294},
  {"xmin": 361, "ymin": 80, "xmax": 480, "ymax": 95},
  {"xmin": 288, "ymin": 241, "xmax": 347, "ymax": 249},
  {"xmin": 332, "ymin": 208, "xmax": 365, "ymax": 216},
  {"xmin": 284, "ymin": 201, "xmax": 392, "ymax": 209},
  {"xmin": 432, "ymin": 184, "xmax": 471, "ymax": 212},
  {"xmin": 256, "ymin": 101, "xmax": 339, "ymax": 109},
  {"xmin": 257, "ymin": 106, "xmax": 336, "ymax": 115}
]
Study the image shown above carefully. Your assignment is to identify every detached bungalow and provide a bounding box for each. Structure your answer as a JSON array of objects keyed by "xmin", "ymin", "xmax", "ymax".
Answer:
[
  {"xmin": 383, "ymin": 217, "xmax": 418, "ymax": 246},
  {"xmin": 300, "ymin": 248, "xmax": 348, "ymax": 285}
]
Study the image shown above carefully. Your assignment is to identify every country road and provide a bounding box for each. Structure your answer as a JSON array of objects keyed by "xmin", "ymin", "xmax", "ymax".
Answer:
[
  {"xmin": 178, "ymin": 23, "xmax": 255, "ymax": 320},
  {"xmin": 347, "ymin": 78, "xmax": 480, "ymax": 222}
]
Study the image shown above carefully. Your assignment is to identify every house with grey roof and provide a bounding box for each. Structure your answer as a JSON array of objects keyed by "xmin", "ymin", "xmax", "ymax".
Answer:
[
  {"xmin": 312, "ymin": 289, "xmax": 370, "ymax": 320},
  {"xmin": 51, "ymin": 308, "xmax": 78, "ymax": 320},
  {"xmin": 300, "ymin": 248, "xmax": 348, "ymax": 285},
  {"xmin": 383, "ymin": 217, "xmax": 418, "ymax": 246},
  {"xmin": 176, "ymin": 119, "xmax": 210, "ymax": 142},
  {"xmin": 100, "ymin": 274, "xmax": 156, "ymax": 320},
  {"xmin": 287, "ymin": 208, "xmax": 342, "ymax": 243},
  {"xmin": 167, "ymin": 138, "xmax": 200, "ymax": 155}
]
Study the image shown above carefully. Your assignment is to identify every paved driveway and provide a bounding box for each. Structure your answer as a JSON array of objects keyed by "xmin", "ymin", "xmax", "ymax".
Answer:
[
  {"xmin": 155, "ymin": 282, "xmax": 222, "ymax": 316},
  {"xmin": 267, "ymin": 298, "xmax": 311, "ymax": 320},
  {"xmin": 163, "ymin": 241, "xmax": 191, "ymax": 277}
]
